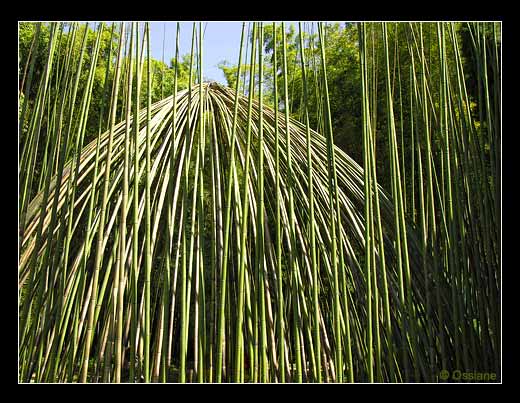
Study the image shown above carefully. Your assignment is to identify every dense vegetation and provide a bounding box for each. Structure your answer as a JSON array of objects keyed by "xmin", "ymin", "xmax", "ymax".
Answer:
[{"xmin": 18, "ymin": 21, "xmax": 500, "ymax": 383}]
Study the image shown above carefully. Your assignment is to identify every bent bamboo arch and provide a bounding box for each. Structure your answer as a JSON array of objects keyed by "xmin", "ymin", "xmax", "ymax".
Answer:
[{"xmin": 20, "ymin": 83, "xmax": 442, "ymax": 382}]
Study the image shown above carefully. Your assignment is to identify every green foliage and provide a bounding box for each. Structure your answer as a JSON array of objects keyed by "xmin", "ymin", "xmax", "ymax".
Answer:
[
  {"xmin": 217, "ymin": 60, "xmax": 238, "ymax": 89},
  {"xmin": 140, "ymin": 56, "xmax": 192, "ymax": 103},
  {"xmin": 19, "ymin": 22, "xmax": 192, "ymax": 146}
]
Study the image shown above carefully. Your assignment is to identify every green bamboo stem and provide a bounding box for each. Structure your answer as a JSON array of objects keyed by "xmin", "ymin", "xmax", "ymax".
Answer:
[{"xmin": 81, "ymin": 22, "xmax": 126, "ymax": 383}]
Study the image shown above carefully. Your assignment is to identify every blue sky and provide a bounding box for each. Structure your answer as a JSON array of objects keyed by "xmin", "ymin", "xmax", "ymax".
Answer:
[
  {"xmin": 148, "ymin": 22, "xmax": 245, "ymax": 84},
  {"xmin": 147, "ymin": 22, "xmax": 304, "ymax": 84}
]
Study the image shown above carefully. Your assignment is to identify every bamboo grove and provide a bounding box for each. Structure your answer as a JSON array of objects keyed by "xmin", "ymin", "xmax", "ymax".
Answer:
[{"xmin": 18, "ymin": 21, "xmax": 501, "ymax": 383}]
